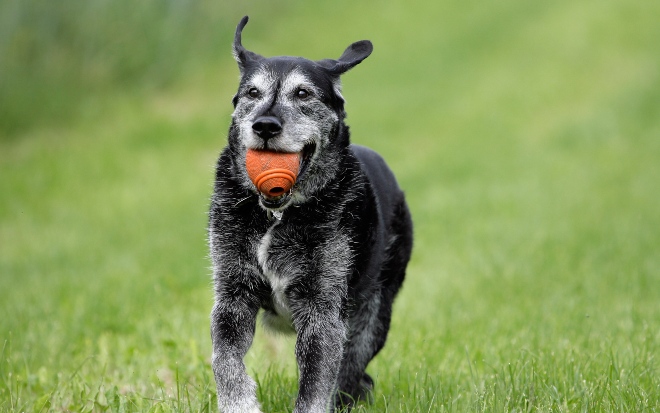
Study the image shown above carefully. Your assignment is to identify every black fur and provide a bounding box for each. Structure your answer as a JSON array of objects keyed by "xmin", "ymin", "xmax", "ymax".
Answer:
[{"xmin": 209, "ymin": 16, "xmax": 412, "ymax": 413}]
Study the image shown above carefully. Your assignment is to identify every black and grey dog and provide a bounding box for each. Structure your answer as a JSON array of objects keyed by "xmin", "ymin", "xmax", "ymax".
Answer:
[{"xmin": 208, "ymin": 16, "xmax": 413, "ymax": 413}]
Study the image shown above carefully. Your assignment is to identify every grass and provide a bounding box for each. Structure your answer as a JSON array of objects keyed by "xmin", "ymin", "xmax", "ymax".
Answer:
[{"xmin": 1, "ymin": 0, "xmax": 659, "ymax": 411}]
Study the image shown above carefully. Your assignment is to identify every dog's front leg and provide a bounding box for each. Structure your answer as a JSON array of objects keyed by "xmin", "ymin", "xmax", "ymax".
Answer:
[
  {"xmin": 210, "ymin": 290, "xmax": 261, "ymax": 413},
  {"xmin": 292, "ymin": 305, "xmax": 347, "ymax": 413}
]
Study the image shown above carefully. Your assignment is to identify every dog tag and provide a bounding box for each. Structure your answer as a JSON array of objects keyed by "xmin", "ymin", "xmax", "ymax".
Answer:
[{"xmin": 272, "ymin": 210, "xmax": 284, "ymax": 221}]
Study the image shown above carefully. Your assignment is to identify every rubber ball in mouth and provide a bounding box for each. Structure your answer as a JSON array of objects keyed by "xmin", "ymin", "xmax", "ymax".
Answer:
[{"xmin": 245, "ymin": 149, "xmax": 301, "ymax": 198}]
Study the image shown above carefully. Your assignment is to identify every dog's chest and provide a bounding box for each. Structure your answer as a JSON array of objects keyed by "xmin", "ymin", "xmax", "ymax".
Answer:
[{"xmin": 256, "ymin": 219, "xmax": 295, "ymax": 328}]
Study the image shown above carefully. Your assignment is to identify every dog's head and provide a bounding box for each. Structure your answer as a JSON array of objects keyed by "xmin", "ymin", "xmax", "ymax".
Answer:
[{"xmin": 227, "ymin": 16, "xmax": 372, "ymax": 210}]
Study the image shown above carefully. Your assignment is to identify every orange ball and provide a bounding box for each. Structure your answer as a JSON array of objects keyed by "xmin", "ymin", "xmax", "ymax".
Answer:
[{"xmin": 245, "ymin": 149, "xmax": 301, "ymax": 198}]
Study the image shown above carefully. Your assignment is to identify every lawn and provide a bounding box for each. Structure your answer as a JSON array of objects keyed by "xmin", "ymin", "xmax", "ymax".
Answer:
[{"xmin": 1, "ymin": 0, "xmax": 659, "ymax": 411}]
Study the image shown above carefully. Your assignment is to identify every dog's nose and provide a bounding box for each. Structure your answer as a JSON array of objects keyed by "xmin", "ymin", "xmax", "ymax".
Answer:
[{"xmin": 252, "ymin": 116, "xmax": 282, "ymax": 141}]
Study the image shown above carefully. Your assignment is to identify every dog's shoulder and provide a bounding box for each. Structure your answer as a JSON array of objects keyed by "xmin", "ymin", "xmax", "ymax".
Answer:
[
  {"xmin": 349, "ymin": 144, "xmax": 404, "ymax": 219},
  {"xmin": 349, "ymin": 145, "xmax": 395, "ymax": 183}
]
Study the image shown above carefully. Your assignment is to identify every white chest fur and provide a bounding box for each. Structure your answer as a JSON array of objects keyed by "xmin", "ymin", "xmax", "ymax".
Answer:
[{"xmin": 257, "ymin": 219, "xmax": 294, "ymax": 331}]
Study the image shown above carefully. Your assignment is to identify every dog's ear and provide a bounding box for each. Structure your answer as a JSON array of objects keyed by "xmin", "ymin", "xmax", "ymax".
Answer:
[
  {"xmin": 232, "ymin": 16, "xmax": 263, "ymax": 71},
  {"xmin": 317, "ymin": 40, "xmax": 373, "ymax": 76}
]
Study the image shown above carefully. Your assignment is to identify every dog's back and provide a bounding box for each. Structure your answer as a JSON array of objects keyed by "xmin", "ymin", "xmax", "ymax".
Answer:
[
  {"xmin": 348, "ymin": 143, "xmax": 412, "ymax": 293},
  {"xmin": 351, "ymin": 144, "xmax": 402, "ymax": 223}
]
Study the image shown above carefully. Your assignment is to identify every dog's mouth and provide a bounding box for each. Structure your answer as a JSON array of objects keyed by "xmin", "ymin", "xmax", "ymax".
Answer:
[
  {"xmin": 246, "ymin": 142, "xmax": 316, "ymax": 209},
  {"xmin": 297, "ymin": 142, "xmax": 316, "ymax": 181}
]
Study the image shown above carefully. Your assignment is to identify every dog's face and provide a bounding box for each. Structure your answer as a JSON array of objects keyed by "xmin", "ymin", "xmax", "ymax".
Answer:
[
  {"xmin": 228, "ymin": 17, "xmax": 372, "ymax": 210},
  {"xmin": 233, "ymin": 58, "xmax": 342, "ymax": 155}
]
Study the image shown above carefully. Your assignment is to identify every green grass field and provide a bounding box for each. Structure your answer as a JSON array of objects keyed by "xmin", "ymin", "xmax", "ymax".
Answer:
[{"xmin": 2, "ymin": 0, "xmax": 659, "ymax": 411}]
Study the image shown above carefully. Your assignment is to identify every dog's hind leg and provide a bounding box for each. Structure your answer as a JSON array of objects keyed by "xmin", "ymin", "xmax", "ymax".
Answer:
[
  {"xmin": 334, "ymin": 292, "xmax": 385, "ymax": 409},
  {"xmin": 335, "ymin": 201, "xmax": 413, "ymax": 410}
]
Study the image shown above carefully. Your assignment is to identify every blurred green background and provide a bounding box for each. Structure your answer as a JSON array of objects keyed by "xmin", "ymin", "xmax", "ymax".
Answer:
[{"xmin": 1, "ymin": 0, "xmax": 659, "ymax": 411}]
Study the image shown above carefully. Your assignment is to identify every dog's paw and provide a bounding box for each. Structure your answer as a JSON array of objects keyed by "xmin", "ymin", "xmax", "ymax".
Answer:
[
  {"xmin": 227, "ymin": 406, "xmax": 262, "ymax": 413},
  {"xmin": 357, "ymin": 373, "xmax": 374, "ymax": 404},
  {"xmin": 334, "ymin": 373, "xmax": 375, "ymax": 410},
  {"xmin": 218, "ymin": 401, "xmax": 263, "ymax": 413}
]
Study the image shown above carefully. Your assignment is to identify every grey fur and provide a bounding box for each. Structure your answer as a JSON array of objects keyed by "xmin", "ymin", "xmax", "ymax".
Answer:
[{"xmin": 209, "ymin": 16, "xmax": 412, "ymax": 413}]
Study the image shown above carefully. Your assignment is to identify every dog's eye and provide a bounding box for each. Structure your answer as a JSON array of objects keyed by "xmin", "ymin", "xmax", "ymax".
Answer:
[
  {"xmin": 247, "ymin": 88, "xmax": 260, "ymax": 99},
  {"xmin": 295, "ymin": 88, "xmax": 310, "ymax": 99}
]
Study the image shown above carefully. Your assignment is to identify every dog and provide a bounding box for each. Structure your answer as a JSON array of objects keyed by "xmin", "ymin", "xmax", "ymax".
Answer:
[{"xmin": 208, "ymin": 16, "xmax": 413, "ymax": 413}]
